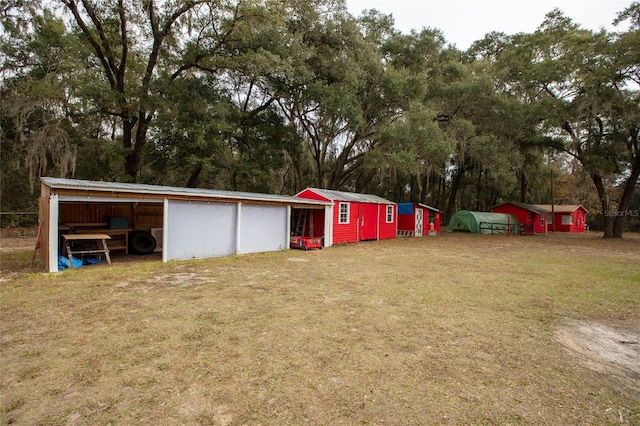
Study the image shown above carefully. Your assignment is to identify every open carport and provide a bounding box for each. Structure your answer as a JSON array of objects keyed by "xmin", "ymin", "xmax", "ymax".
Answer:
[{"xmin": 38, "ymin": 178, "xmax": 331, "ymax": 272}]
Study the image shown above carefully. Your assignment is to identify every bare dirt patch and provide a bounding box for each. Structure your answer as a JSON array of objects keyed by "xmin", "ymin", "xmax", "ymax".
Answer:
[{"xmin": 556, "ymin": 319, "xmax": 640, "ymax": 399}]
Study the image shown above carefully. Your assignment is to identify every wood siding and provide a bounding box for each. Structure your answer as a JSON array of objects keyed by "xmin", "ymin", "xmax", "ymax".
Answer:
[
  {"xmin": 296, "ymin": 189, "xmax": 396, "ymax": 243},
  {"xmin": 378, "ymin": 204, "xmax": 397, "ymax": 240},
  {"xmin": 548, "ymin": 210, "xmax": 587, "ymax": 233},
  {"xmin": 332, "ymin": 201, "xmax": 360, "ymax": 244},
  {"xmin": 492, "ymin": 204, "xmax": 546, "ymax": 235},
  {"xmin": 58, "ymin": 202, "xmax": 163, "ymax": 232}
]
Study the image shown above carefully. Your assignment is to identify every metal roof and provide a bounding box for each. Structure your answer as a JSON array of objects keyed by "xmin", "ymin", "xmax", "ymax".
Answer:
[
  {"xmin": 418, "ymin": 203, "xmax": 440, "ymax": 212},
  {"xmin": 494, "ymin": 202, "xmax": 549, "ymax": 214},
  {"xmin": 299, "ymin": 188, "xmax": 395, "ymax": 204},
  {"xmin": 533, "ymin": 204, "xmax": 587, "ymax": 214},
  {"xmin": 41, "ymin": 177, "xmax": 330, "ymax": 206}
]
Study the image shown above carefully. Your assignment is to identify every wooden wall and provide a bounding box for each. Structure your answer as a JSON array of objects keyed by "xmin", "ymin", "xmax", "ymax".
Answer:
[{"xmin": 59, "ymin": 202, "xmax": 163, "ymax": 231}]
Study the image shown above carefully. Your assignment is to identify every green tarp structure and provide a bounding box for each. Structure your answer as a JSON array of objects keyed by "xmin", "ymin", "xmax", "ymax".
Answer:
[{"xmin": 447, "ymin": 210, "xmax": 519, "ymax": 234}]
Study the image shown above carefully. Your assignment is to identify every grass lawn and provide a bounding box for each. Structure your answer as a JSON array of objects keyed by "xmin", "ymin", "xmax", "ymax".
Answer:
[{"xmin": 1, "ymin": 231, "xmax": 639, "ymax": 425}]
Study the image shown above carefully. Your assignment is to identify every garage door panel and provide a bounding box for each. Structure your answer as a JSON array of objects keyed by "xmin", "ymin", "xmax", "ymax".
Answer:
[
  {"xmin": 166, "ymin": 200, "xmax": 236, "ymax": 260},
  {"xmin": 239, "ymin": 205, "xmax": 287, "ymax": 254}
]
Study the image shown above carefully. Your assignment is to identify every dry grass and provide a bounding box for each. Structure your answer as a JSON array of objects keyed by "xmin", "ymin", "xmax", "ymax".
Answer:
[{"xmin": 1, "ymin": 231, "xmax": 639, "ymax": 425}]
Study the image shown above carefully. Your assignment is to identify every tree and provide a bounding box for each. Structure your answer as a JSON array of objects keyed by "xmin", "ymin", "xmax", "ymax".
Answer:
[
  {"xmin": 1, "ymin": 8, "xmax": 78, "ymax": 204},
  {"xmin": 498, "ymin": 8, "xmax": 640, "ymax": 238},
  {"xmin": 270, "ymin": 6, "xmax": 407, "ymax": 191}
]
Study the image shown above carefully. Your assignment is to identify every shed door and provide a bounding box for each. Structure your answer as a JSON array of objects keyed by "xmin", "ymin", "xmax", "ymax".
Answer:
[
  {"xmin": 415, "ymin": 208, "xmax": 423, "ymax": 237},
  {"xmin": 360, "ymin": 203, "xmax": 378, "ymax": 241},
  {"xmin": 165, "ymin": 200, "xmax": 236, "ymax": 261},
  {"xmin": 238, "ymin": 204, "xmax": 287, "ymax": 254}
]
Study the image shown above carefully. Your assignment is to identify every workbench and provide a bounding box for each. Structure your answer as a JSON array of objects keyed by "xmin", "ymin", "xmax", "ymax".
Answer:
[{"xmin": 61, "ymin": 234, "xmax": 112, "ymax": 268}]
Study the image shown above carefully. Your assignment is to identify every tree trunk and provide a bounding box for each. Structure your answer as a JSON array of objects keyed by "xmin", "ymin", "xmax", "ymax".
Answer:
[
  {"xmin": 475, "ymin": 168, "xmax": 482, "ymax": 211},
  {"xmin": 520, "ymin": 170, "xmax": 528, "ymax": 203},
  {"xmin": 186, "ymin": 164, "xmax": 203, "ymax": 188},
  {"xmin": 445, "ymin": 165, "xmax": 464, "ymax": 220},
  {"xmin": 590, "ymin": 172, "xmax": 614, "ymax": 238},
  {"xmin": 612, "ymin": 156, "xmax": 640, "ymax": 238},
  {"xmin": 419, "ymin": 172, "xmax": 429, "ymax": 204}
]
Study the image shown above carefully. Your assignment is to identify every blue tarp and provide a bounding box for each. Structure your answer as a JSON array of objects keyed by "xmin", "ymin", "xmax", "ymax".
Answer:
[
  {"xmin": 398, "ymin": 203, "xmax": 414, "ymax": 215},
  {"xmin": 58, "ymin": 256, "xmax": 103, "ymax": 270},
  {"xmin": 58, "ymin": 255, "xmax": 82, "ymax": 270}
]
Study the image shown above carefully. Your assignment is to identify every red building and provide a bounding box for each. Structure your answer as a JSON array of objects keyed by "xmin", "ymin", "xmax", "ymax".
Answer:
[
  {"xmin": 533, "ymin": 204, "xmax": 588, "ymax": 233},
  {"xmin": 492, "ymin": 202, "xmax": 549, "ymax": 235},
  {"xmin": 397, "ymin": 203, "xmax": 441, "ymax": 236},
  {"xmin": 295, "ymin": 188, "xmax": 396, "ymax": 245}
]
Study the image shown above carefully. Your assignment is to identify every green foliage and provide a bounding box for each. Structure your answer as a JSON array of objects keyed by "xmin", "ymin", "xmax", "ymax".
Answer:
[{"xmin": 1, "ymin": 0, "xmax": 637, "ymax": 237}]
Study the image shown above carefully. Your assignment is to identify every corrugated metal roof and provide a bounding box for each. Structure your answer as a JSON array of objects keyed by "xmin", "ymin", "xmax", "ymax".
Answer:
[
  {"xmin": 41, "ymin": 177, "xmax": 330, "ymax": 206},
  {"xmin": 418, "ymin": 203, "xmax": 440, "ymax": 212},
  {"xmin": 494, "ymin": 202, "xmax": 549, "ymax": 214},
  {"xmin": 533, "ymin": 204, "xmax": 586, "ymax": 213},
  {"xmin": 300, "ymin": 188, "xmax": 394, "ymax": 204}
]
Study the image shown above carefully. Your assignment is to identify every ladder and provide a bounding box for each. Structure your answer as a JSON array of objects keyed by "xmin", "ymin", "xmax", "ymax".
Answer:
[{"xmin": 294, "ymin": 210, "xmax": 308, "ymax": 236}]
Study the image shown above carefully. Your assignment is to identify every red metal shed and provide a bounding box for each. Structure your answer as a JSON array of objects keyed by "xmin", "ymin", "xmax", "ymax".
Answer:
[
  {"xmin": 397, "ymin": 203, "xmax": 441, "ymax": 236},
  {"xmin": 533, "ymin": 204, "xmax": 588, "ymax": 233},
  {"xmin": 295, "ymin": 188, "xmax": 396, "ymax": 245},
  {"xmin": 422, "ymin": 204, "xmax": 441, "ymax": 235},
  {"xmin": 492, "ymin": 202, "xmax": 549, "ymax": 235}
]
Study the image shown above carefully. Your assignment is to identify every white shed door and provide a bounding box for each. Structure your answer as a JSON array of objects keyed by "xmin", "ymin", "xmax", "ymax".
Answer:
[
  {"xmin": 165, "ymin": 200, "xmax": 237, "ymax": 260},
  {"xmin": 238, "ymin": 204, "xmax": 287, "ymax": 254}
]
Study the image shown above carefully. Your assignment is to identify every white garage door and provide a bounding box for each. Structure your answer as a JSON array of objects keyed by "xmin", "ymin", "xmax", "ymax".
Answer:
[
  {"xmin": 238, "ymin": 204, "xmax": 288, "ymax": 254},
  {"xmin": 165, "ymin": 200, "xmax": 237, "ymax": 260}
]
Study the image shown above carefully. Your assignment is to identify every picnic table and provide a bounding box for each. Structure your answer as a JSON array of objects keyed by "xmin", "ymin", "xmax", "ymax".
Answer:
[{"xmin": 61, "ymin": 234, "xmax": 112, "ymax": 268}]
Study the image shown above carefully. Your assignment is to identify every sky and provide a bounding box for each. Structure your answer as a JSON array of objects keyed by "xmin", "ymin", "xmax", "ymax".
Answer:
[{"xmin": 345, "ymin": 0, "xmax": 633, "ymax": 50}]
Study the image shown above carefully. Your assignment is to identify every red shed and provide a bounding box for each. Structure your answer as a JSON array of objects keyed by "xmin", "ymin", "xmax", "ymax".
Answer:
[
  {"xmin": 492, "ymin": 202, "xmax": 549, "ymax": 235},
  {"xmin": 533, "ymin": 204, "xmax": 588, "ymax": 233},
  {"xmin": 397, "ymin": 203, "xmax": 441, "ymax": 236},
  {"xmin": 422, "ymin": 204, "xmax": 441, "ymax": 235},
  {"xmin": 295, "ymin": 188, "xmax": 396, "ymax": 245}
]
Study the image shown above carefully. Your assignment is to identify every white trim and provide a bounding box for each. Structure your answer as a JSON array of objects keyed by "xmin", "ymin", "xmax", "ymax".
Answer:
[
  {"xmin": 562, "ymin": 215, "xmax": 573, "ymax": 225},
  {"xmin": 386, "ymin": 205, "xmax": 394, "ymax": 223},
  {"xmin": 162, "ymin": 198, "xmax": 169, "ymax": 263},
  {"xmin": 49, "ymin": 194, "xmax": 59, "ymax": 272},
  {"xmin": 325, "ymin": 205, "xmax": 333, "ymax": 247},
  {"xmin": 236, "ymin": 202, "xmax": 242, "ymax": 254},
  {"xmin": 286, "ymin": 206, "xmax": 291, "ymax": 248},
  {"xmin": 338, "ymin": 202, "xmax": 350, "ymax": 224}
]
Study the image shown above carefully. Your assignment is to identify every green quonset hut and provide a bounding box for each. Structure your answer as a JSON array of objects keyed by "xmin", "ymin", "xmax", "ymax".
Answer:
[{"xmin": 447, "ymin": 210, "xmax": 519, "ymax": 235}]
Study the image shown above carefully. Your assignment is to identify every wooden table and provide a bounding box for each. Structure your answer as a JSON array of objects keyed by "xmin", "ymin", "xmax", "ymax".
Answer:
[
  {"xmin": 61, "ymin": 234, "xmax": 112, "ymax": 268},
  {"xmin": 74, "ymin": 228, "xmax": 131, "ymax": 254}
]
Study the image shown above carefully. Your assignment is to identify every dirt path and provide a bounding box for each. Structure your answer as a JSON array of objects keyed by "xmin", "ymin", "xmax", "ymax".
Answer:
[{"xmin": 556, "ymin": 319, "xmax": 640, "ymax": 399}]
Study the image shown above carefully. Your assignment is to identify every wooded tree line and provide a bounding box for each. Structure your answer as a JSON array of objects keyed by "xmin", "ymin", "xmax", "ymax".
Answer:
[{"xmin": 1, "ymin": 0, "xmax": 638, "ymax": 237}]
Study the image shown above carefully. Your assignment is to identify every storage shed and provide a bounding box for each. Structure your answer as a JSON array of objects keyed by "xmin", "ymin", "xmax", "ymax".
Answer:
[
  {"xmin": 38, "ymin": 178, "xmax": 331, "ymax": 272},
  {"xmin": 447, "ymin": 210, "xmax": 519, "ymax": 235},
  {"xmin": 295, "ymin": 188, "xmax": 396, "ymax": 245},
  {"xmin": 492, "ymin": 202, "xmax": 549, "ymax": 235},
  {"xmin": 397, "ymin": 203, "xmax": 441, "ymax": 236},
  {"xmin": 533, "ymin": 204, "xmax": 588, "ymax": 233}
]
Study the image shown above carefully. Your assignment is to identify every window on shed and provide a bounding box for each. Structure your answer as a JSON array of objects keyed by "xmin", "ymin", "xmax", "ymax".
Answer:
[
  {"xmin": 562, "ymin": 215, "xmax": 573, "ymax": 225},
  {"xmin": 339, "ymin": 203, "xmax": 350, "ymax": 224},
  {"xmin": 540, "ymin": 216, "xmax": 545, "ymax": 226},
  {"xmin": 386, "ymin": 205, "xmax": 394, "ymax": 223}
]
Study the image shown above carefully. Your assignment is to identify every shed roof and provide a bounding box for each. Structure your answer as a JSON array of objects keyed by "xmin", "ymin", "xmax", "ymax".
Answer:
[
  {"xmin": 533, "ymin": 204, "xmax": 587, "ymax": 214},
  {"xmin": 494, "ymin": 202, "xmax": 549, "ymax": 214},
  {"xmin": 41, "ymin": 177, "xmax": 331, "ymax": 207},
  {"xmin": 299, "ymin": 188, "xmax": 394, "ymax": 204},
  {"xmin": 418, "ymin": 203, "xmax": 440, "ymax": 212}
]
